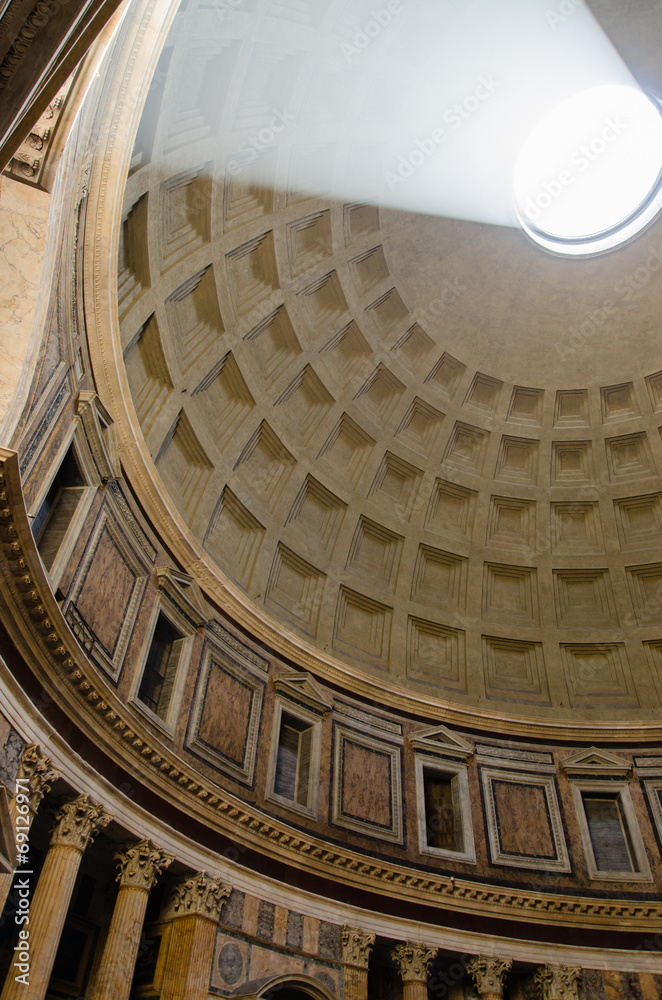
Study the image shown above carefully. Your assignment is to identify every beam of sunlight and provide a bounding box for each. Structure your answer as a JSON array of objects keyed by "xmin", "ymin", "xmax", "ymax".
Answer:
[{"xmin": 145, "ymin": 0, "xmax": 653, "ymax": 235}]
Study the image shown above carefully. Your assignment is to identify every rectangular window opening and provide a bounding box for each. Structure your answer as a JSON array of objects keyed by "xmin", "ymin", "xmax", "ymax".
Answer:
[
  {"xmin": 581, "ymin": 791, "xmax": 637, "ymax": 873},
  {"xmin": 274, "ymin": 713, "xmax": 313, "ymax": 808},
  {"xmin": 423, "ymin": 768, "xmax": 463, "ymax": 853},
  {"xmin": 138, "ymin": 612, "xmax": 184, "ymax": 720},
  {"xmin": 32, "ymin": 445, "xmax": 86, "ymax": 572}
]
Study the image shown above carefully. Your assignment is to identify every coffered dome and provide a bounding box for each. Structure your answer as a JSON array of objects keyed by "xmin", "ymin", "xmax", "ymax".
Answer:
[{"xmin": 116, "ymin": 0, "xmax": 662, "ymax": 724}]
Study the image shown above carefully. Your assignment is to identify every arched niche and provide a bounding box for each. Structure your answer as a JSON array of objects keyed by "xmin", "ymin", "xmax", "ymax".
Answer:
[{"xmin": 231, "ymin": 973, "xmax": 338, "ymax": 1000}]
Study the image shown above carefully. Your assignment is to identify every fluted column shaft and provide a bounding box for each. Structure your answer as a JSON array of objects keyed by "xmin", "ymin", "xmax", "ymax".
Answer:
[
  {"xmin": 91, "ymin": 885, "xmax": 150, "ymax": 998},
  {"xmin": 344, "ymin": 966, "xmax": 369, "ymax": 1000},
  {"xmin": 160, "ymin": 913, "xmax": 216, "ymax": 1000},
  {"xmin": 89, "ymin": 840, "xmax": 173, "ymax": 1000},
  {"xmin": 0, "ymin": 794, "xmax": 109, "ymax": 1000},
  {"xmin": 405, "ymin": 979, "xmax": 430, "ymax": 1000},
  {"xmin": 159, "ymin": 873, "xmax": 231, "ymax": 1000},
  {"xmin": 0, "ymin": 745, "xmax": 58, "ymax": 915}
]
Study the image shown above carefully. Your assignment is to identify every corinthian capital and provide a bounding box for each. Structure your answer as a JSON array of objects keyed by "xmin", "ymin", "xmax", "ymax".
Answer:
[
  {"xmin": 391, "ymin": 942, "xmax": 436, "ymax": 982},
  {"xmin": 50, "ymin": 794, "xmax": 111, "ymax": 852},
  {"xmin": 466, "ymin": 956, "xmax": 512, "ymax": 998},
  {"xmin": 115, "ymin": 839, "xmax": 174, "ymax": 892},
  {"xmin": 16, "ymin": 743, "xmax": 59, "ymax": 812},
  {"xmin": 341, "ymin": 926, "xmax": 375, "ymax": 969},
  {"xmin": 534, "ymin": 965, "xmax": 582, "ymax": 1000},
  {"xmin": 165, "ymin": 872, "xmax": 231, "ymax": 921}
]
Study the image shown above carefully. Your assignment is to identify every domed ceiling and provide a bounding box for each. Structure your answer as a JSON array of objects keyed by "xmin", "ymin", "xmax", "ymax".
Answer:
[{"xmin": 117, "ymin": 0, "xmax": 662, "ymax": 722}]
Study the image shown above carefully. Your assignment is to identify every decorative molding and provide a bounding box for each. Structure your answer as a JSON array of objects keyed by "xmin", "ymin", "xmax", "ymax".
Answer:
[
  {"xmin": 18, "ymin": 378, "xmax": 69, "ymax": 478},
  {"xmin": 332, "ymin": 726, "xmax": 403, "ymax": 844},
  {"xmin": 0, "ymin": 0, "xmax": 61, "ymax": 92},
  {"xmin": 560, "ymin": 747, "xmax": 632, "ymax": 779},
  {"xmin": 570, "ymin": 778, "xmax": 653, "ymax": 883},
  {"xmin": 76, "ymin": 391, "xmax": 120, "ymax": 482},
  {"xmin": 15, "ymin": 743, "xmax": 59, "ymax": 813},
  {"xmin": 481, "ymin": 768, "xmax": 571, "ymax": 873},
  {"xmin": 2, "ymin": 449, "xmax": 662, "ymax": 927},
  {"xmin": 3, "ymin": 84, "xmax": 68, "ymax": 186},
  {"xmin": 407, "ymin": 725, "xmax": 473, "ymax": 761},
  {"xmin": 207, "ymin": 621, "xmax": 268, "ymax": 674},
  {"xmin": 391, "ymin": 942, "xmax": 436, "ymax": 982},
  {"xmin": 643, "ymin": 778, "xmax": 662, "ymax": 847},
  {"xmin": 163, "ymin": 871, "xmax": 231, "ymax": 922},
  {"xmin": 115, "ymin": 838, "xmax": 174, "ymax": 892},
  {"xmin": 50, "ymin": 794, "xmax": 111, "ymax": 852},
  {"xmin": 333, "ymin": 701, "xmax": 401, "ymax": 736},
  {"xmin": 414, "ymin": 755, "xmax": 476, "ymax": 864},
  {"xmin": 187, "ymin": 644, "xmax": 264, "ymax": 785},
  {"xmin": 340, "ymin": 926, "xmax": 375, "ymax": 969},
  {"xmin": 273, "ymin": 670, "xmax": 333, "ymax": 715},
  {"xmin": 106, "ymin": 481, "xmax": 157, "ymax": 562},
  {"xmin": 63, "ymin": 502, "xmax": 151, "ymax": 679},
  {"xmin": 475, "ymin": 744, "xmax": 553, "ymax": 766},
  {"xmin": 534, "ymin": 965, "xmax": 581, "ymax": 1000},
  {"xmin": 635, "ymin": 756, "xmax": 662, "ymax": 768},
  {"xmin": 466, "ymin": 956, "xmax": 512, "ymax": 998},
  {"xmin": 156, "ymin": 567, "xmax": 210, "ymax": 630},
  {"xmin": 266, "ymin": 698, "xmax": 323, "ymax": 820}
]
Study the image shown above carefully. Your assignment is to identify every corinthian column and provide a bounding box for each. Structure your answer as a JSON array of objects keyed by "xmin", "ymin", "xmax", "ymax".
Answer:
[
  {"xmin": 391, "ymin": 942, "xmax": 436, "ymax": 1000},
  {"xmin": 534, "ymin": 965, "xmax": 582, "ymax": 1000},
  {"xmin": 0, "ymin": 793, "xmax": 110, "ymax": 1000},
  {"xmin": 0, "ymin": 744, "xmax": 59, "ymax": 913},
  {"xmin": 341, "ymin": 926, "xmax": 375, "ymax": 1000},
  {"xmin": 159, "ymin": 872, "xmax": 231, "ymax": 1000},
  {"xmin": 466, "ymin": 956, "xmax": 513, "ymax": 1000},
  {"xmin": 89, "ymin": 839, "xmax": 174, "ymax": 1000}
]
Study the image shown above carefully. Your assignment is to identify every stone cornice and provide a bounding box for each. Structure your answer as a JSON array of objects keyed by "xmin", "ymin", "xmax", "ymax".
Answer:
[{"xmin": 1, "ymin": 448, "xmax": 662, "ymax": 932}]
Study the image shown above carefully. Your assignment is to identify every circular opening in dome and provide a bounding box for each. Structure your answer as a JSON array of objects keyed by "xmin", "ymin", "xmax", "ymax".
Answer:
[{"xmin": 513, "ymin": 84, "xmax": 662, "ymax": 257}]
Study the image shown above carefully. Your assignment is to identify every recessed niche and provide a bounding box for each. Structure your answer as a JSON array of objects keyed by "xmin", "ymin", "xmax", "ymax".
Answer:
[
  {"xmin": 354, "ymin": 364, "xmax": 405, "ymax": 425},
  {"xmin": 442, "ymin": 422, "xmax": 489, "ymax": 475},
  {"xmin": 285, "ymin": 475, "xmax": 347, "ymax": 555},
  {"xmin": 367, "ymin": 452, "xmax": 423, "ymax": 521},
  {"xmin": 392, "ymin": 325, "xmax": 435, "ymax": 374},
  {"xmin": 346, "ymin": 516, "xmax": 404, "ymax": 593},
  {"xmin": 317, "ymin": 413, "xmax": 376, "ymax": 486},
  {"xmin": 321, "ymin": 321, "xmax": 372, "ymax": 384},
  {"xmin": 425, "ymin": 480, "xmax": 477, "ymax": 541},
  {"xmin": 395, "ymin": 398, "xmax": 445, "ymax": 457},
  {"xmin": 234, "ymin": 421, "xmax": 296, "ymax": 512},
  {"xmin": 425, "ymin": 353, "xmax": 466, "ymax": 400},
  {"xmin": 191, "ymin": 351, "xmax": 255, "ymax": 450}
]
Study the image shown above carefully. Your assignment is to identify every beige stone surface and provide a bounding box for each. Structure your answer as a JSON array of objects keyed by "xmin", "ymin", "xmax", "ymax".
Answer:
[
  {"xmin": 0, "ymin": 177, "xmax": 49, "ymax": 424},
  {"xmin": 248, "ymin": 944, "xmax": 305, "ymax": 981}
]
